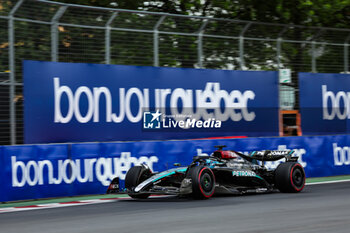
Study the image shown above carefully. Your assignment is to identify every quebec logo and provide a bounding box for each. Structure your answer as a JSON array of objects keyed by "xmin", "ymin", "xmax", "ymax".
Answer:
[{"xmin": 143, "ymin": 110, "xmax": 162, "ymax": 129}]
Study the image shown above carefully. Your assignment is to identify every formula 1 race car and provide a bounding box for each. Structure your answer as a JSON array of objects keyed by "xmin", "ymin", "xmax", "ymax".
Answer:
[{"xmin": 107, "ymin": 146, "xmax": 305, "ymax": 199}]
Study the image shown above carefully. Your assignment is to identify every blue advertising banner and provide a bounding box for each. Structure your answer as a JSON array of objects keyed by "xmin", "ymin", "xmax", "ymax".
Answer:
[
  {"xmin": 299, "ymin": 72, "xmax": 350, "ymax": 135},
  {"xmin": 1, "ymin": 135, "xmax": 350, "ymax": 202},
  {"xmin": 1, "ymin": 144, "xmax": 72, "ymax": 201},
  {"xmin": 0, "ymin": 146, "xmax": 4, "ymax": 201},
  {"xmin": 23, "ymin": 60, "xmax": 279, "ymax": 144}
]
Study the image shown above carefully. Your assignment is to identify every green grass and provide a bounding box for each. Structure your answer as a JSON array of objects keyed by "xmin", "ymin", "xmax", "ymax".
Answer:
[{"xmin": 306, "ymin": 175, "xmax": 350, "ymax": 183}]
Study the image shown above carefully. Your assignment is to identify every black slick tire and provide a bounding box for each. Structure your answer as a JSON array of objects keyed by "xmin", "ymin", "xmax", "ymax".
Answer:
[
  {"xmin": 188, "ymin": 166, "xmax": 215, "ymax": 199},
  {"xmin": 125, "ymin": 166, "xmax": 151, "ymax": 199},
  {"xmin": 275, "ymin": 162, "xmax": 305, "ymax": 193}
]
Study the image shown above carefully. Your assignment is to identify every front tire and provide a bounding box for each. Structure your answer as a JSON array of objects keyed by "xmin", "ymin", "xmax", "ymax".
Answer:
[
  {"xmin": 188, "ymin": 166, "xmax": 215, "ymax": 199},
  {"xmin": 275, "ymin": 162, "xmax": 305, "ymax": 193},
  {"xmin": 125, "ymin": 166, "xmax": 152, "ymax": 199}
]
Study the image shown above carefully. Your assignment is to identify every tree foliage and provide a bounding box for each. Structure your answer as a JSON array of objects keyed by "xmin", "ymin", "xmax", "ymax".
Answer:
[
  {"xmin": 0, "ymin": 0, "xmax": 349, "ymax": 143},
  {"xmin": 1, "ymin": 0, "xmax": 349, "ymax": 72}
]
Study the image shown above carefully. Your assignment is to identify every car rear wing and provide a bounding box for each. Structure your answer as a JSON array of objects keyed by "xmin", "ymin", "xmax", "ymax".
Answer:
[{"xmin": 234, "ymin": 150, "xmax": 298, "ymax": 162}]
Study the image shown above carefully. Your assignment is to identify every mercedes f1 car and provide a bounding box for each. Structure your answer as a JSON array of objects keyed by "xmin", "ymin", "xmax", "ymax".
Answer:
[{"xmin": 107, "ymin": 146, "xmax": 306, "ymax": 199}]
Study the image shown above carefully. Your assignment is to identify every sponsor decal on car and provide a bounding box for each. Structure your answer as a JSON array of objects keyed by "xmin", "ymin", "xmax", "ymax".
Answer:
[
  {"xmin": 232, "ymin": 171, "xmax": 257, "ymax": 177},
  {"xmin": 269, "ymin": 150, "xmax": 289, "ymax": 156}
]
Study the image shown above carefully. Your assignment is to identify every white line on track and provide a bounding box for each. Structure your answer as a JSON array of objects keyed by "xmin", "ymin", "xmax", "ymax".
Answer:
[
  {"xmin": 0, "ymin": 196, "xmax": 170, "ymax": 214},
  {"xmin": 0, "ymin": 199, "xmax": 120, "ymax": 214}
]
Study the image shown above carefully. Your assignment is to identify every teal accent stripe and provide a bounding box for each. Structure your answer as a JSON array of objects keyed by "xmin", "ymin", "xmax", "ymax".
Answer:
[
  {"xmin": 153, "ymin": 168, "xmax": 187, "ymax": 182},
  {"xmin": 154, "ymin": 171, "xmax": 175, "ymax": 181}
]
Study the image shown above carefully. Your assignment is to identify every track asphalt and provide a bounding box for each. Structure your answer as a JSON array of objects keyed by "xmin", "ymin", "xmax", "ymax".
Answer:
[{"xmin": 0, "ymin": 181, "xmax": 350, "ymax": 233}]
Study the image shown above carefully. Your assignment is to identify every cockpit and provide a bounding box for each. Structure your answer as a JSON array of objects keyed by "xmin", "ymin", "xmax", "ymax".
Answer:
[{"xmin": 212, "ymin": 150, "xmax": 238, "ymax": 159}]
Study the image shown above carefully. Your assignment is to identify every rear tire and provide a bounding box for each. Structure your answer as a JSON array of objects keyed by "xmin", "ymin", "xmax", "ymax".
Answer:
[
  {"xmin": 188, "ymin": 166, "xmax": 215, "ymax": 199},
  {"xmin": 125, "ymin": 166, "xmax": 152, "ymax": 199},
  {"xmin": 275, "ymin": 162, "xmax": 305, "ymax": 193}
]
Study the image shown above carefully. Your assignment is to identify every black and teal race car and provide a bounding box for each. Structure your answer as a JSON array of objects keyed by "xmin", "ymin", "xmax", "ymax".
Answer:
[{"xmin": 107, "ymin": 145, "xmax": 305, "ymax": 199}]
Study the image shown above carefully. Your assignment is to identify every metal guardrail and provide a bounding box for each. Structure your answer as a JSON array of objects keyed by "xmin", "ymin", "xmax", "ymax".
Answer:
[{"xmin": 0, "ymin": 0, "xmax": 349, "ymax": 144}]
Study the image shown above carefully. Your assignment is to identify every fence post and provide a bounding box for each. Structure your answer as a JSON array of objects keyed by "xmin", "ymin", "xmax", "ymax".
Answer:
[
  {"xmin": 277, "ymin": 38, "xmax": 282, "ymax": 69},
  {"xmin": 345, "ymin": 44, "xmax": 349, "ymax": 73},
  {"xmin": 344, "ymin": 35, "xmax": 350, "ymax": 73},
  {"xmin": 8, "ymin": 0, "xmax": 24, "ymax": 145},
  {"xmin": 311, "ymin": 41, "xmax": 317, "ymax": 73},
  {"xmin": 105, "ymin": 12, "xmax": 118, "ymax": 64},
  {"xmin": 197, "ymin": 19, "xmax": 209, "ymax": 69},
  {"xmin": 153, "ymin": 16, "xmax": 166, "ymax": 67},
  {"xmin": 276, "ymin": 26, "xmax": 288, "ymax": 69},
  {"xmin": 239, "ymin": 22, "xmax": 251, "ymax": 70},
  {"xmin": 309, "ymin": 29, "xmax": 323, "ymax": 73},
  {"xmin": 51, "ymin": 6, "xmax": 67, "ymax": 62}
]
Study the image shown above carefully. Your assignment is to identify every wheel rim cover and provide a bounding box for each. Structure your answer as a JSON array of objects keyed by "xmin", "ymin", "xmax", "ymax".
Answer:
[
  {"xmin": 292, "ymin": 168, "xmax": 304, "ymax": 187},
  {"xmin": 201, "ymin": 173, "xmax": 213, "ymax": 192}
]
